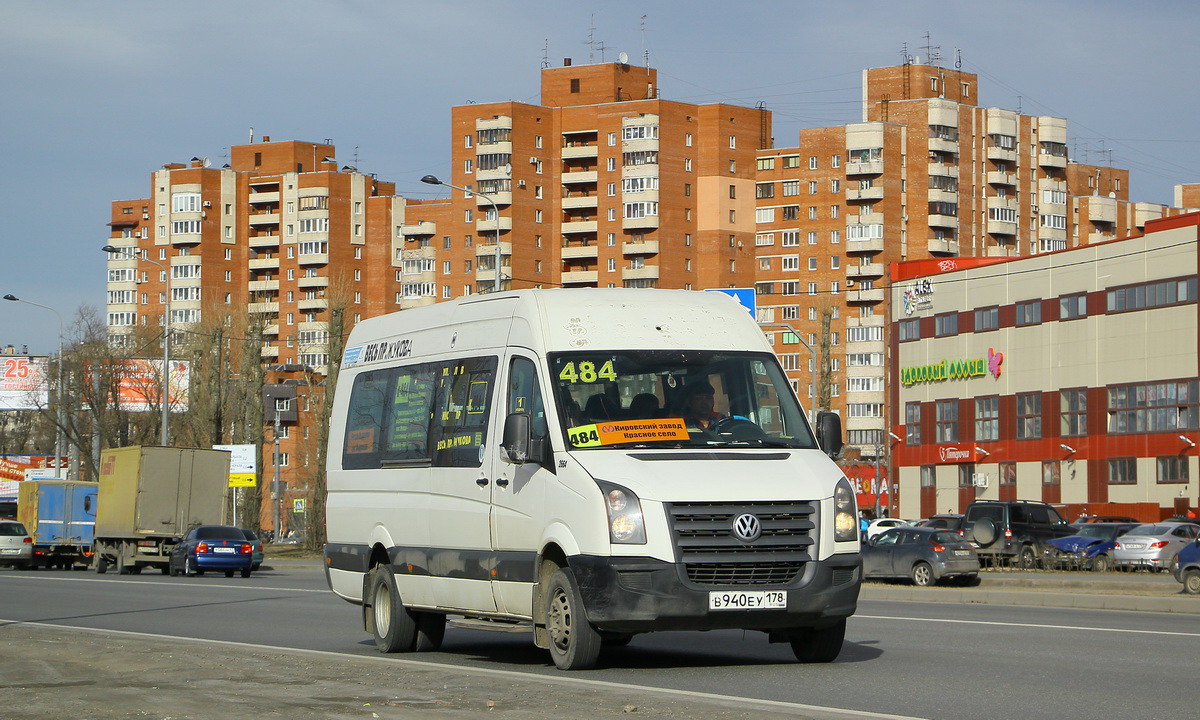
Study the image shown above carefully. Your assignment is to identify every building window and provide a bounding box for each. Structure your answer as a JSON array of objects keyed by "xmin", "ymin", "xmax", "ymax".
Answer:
[
  {"xmin": 1061, "ymin": 388, "xmax": 1087, "ymax": 437},
  {"xmin": 975, "ymin": 306, "xmax": 999, "ymax": 332},
  {"xmin": 898, "ymin": 318, "xmax": 920, "ymax": 342},
  {"xmin": 934, "ymin": 313, "xmax": 958, "ymax": 337},
  {"xmin": 1107, "ymin": 277, "xmax": 1198, "ymax": 313},
  {"xmin": 1060, "ymin": 293, "xmax": 1087, "ymax": 320},
  {"xmin": 936, "ymin": 400, "xmax": 958, "ymax": 443},
  {"xmin": 920, "ymin": 465, "xmax": 935, "ymax": 488},
  {"xmin": 569, "ymin": 78, "xmax": 580, "ymax": 93},
  {"xmin": 685, "ymin": 133, "xmax": 693, "ymax": 147},
  {"xmin": 1016, "ymin": 393, "xmax": 1043, "ymax": 439},
  {"xmin": 975, "ymin": 396, "xmax": 999, "ymax": 442},
  {"xmin": 808, "ymin": 206, "xmax": 818, "ymax": 220},
  {"xmin": 1107, "ymin": 379, "xmax": 1199, "ymax": 434},
  {"xmin": 1016, "ymin": 300, "xmax": 1042, "ymax": 326},
  {"xmin": 808, "ymin": 156, "xmax": 818, "ymax": 170},
  {"xmin": 1000, "ymin": 462, "xmax": 1016, "ymax": 486},
  {"xmin": 1107, "ymin": 457, "xmax": 1137, "ymax": 485},
  {"xmin": 958, "ymin": 463, "xmax": 976, "ymax": 488},
  {"xmin": 1042, "ymin": 460, "xmax": 1060, "ymax": 486}
]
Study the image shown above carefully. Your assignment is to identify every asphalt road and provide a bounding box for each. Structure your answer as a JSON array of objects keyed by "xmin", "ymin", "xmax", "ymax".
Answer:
[{"xmin": 1, "ymin": 563, "xmax": 1195, "ymax": 720}]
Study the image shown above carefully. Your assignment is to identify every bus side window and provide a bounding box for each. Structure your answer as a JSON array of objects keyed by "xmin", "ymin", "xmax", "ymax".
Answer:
[
  {"xmin": 431, "ymin": 356, "xmax": 498, "ymax": 467},
  {"xmin": 508, "ymin": 357, "xmax": 548, "ymax": 439}
]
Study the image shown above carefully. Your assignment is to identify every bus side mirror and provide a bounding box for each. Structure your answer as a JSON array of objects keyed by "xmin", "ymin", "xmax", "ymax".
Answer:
[
  {"xmin": 84, "ymin": 496, "xmax": 94, "ymax": 513},
  {"xmin": 501, "ymin": 413, "xmax": 532, "ymax": 464},
  {"xmin": 816, "ymin": 411, "xmax": 843, "ymax": 459}
]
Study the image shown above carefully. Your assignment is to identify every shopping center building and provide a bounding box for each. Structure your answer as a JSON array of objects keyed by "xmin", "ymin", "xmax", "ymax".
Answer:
[{"xmin": 889, "ymin": 213, "xmax": 1199, "ymax": 520}]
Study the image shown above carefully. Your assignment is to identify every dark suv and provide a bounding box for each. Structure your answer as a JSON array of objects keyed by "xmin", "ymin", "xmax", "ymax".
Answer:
[{"xmin": 963, "ymin": 500, "xmax": 1076, "ymax": 567}]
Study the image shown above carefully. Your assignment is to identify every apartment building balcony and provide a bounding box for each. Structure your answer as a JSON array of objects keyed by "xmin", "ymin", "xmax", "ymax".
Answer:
[
  {"xmin": 928, "ymin": 162, "xmax": 958, "ymax": 179},
  {"xmin": 987, "ymin": 244, "xmax": 1020, "ymax": 257},
  {"xmin": 561, "ymin": 244, "xmax": 598, "ymax": 260},
  {"xmin": 928, "ymin": 213, "xmax": 958, "ymax": 229},
  {"xmin": 1087, "ymin": 196, "xmax": 1118, "ymax": 224},
  {"xmin": 247, "ymin": 191, "xmax": 280, "ymax": 204},
  {"xmin": 561, "ymin": 144, "xmax": 598, "ymax": 159},
  {"xmin": 298, "ymin": 298, "xmax": 328, "ymax": 312},
  {"xmin": 475, "ymin": 191, "xmax": 512, "ymax": 207},
  {"xmin": 297, "ymin": 275, "xmax": 328, "ymax": 289},
  {"xmin": 475, "ymin": 216, "xmax": 512, "ymax": 233},
  {"xmin": 298, "ymin": 252, "xmax": 329, "ymax": 266},
  {"xmin": 1038, "ymin": 152, "xmax": 1068, "ymax": 169},
  {"xmin": 1134, "ymin": 202, "xmax": 1163, "ymax": 228},
  {"xmin": 1038, "ymin": 227, "xmax": 1067, "ymax": 243},
  {"xmin": 987, "ymin": 146, "xmax": 1018, "ymax": 163},
  {"xmin": 987, "ymin": 220, "xmax": 1018, "ymax": 236},
  {"xmin": 248, "ymin": 213, "xmax": 279, "ymax": 226},
  {"xmin": 263, "ymin": 323, "xmax": 279, "ymax": 336},
  {"xmin": 846, "ymin": 263, "xmax": 884, "ymax": 281},
  {"xmin": 248, "ymin": 234, "xmax": 279, "ymax": 249},
  {"xmin": 845, "ymin": 159, "xmax": 883, "ymax": 176},
  {"xmin": 847, "ymin": 287, "xmax": 885, "ymax": 303},
  {"xmin": 476, "ymin": 115, "xmax": 513, "ymax": 131},
  {"xmin": 401, "ymin": 221, "xmax": 436, "ymax": 236},
  {"xmin": 622, "ymin": 265, "xmax": 659, "ymax": 281},
  {"xmin": 927, "ymin": 237, "xmax": 960, "ymax": 255},
  {"xmin": 561, "ymin": 270, "xmax": 598, "ymax": 285},
  {"xmin": 170, "ymin": 233, "xmax": 201, "ymax": 246},
  {"xmin": 1088, "ymin": 231, "xmax": 1116, "ymax": 244},
  {"xmin": 846, "ymin": 186, "xmax": 884, "ymax": 202},
  {"xmin": 474, "ymin": 241, "xmax": 512, "ymax": 258},
  {"xmin": 927, "ymin": 137, "xmax": 959, "ymax": 154},
  {"xmin": 476, "ymin": 141, "xmax": 513, "ymax": 155},
  {"xmin": 854, "ymin": 212, "xmax": 885, "ymax": 226},
  {"xmin": 622, "ymin": 239, "xmax": 659, "ymax": 255},
  {"xmin": 248, "ymin": 279, "xmax": 279, "ymax": 292},
  {"xmin": 248, "ymin": 301, "xmax": 279, "ymax": 314},
  {"xmin": 259, "ymin": 345, "xmax": 279, "ymax": 359},
  {"xmin": 562, "ymin": 195, "xmax": 598, "ymax": 210},
  {"xmin": 987, "ymin": 171, "xmax": 1017, "ymax": 186},
  {"xmin": 562, "ymin": 219, "xmax": 599, "ymax": 234},
  {"xmin": 622, "ymin": 215, "xmax": 659, "ymax": 230},
  {"xmin": 562, "ymin": 170, "xmax": 599, "ymax": 184},
  {"xmin": 846, "ymin": 237, "xmax": 885, "ymax": 254},
  {"xmin": 622, "ymin": 137, "xmax": 659, "ymax": 153},
  {"xmin": 928, "ymin": 189, "xmax": 958, "ymax": 205},
  {"xmin": 475, "ymin": 167, "xmax": 511, "ymax": 181}
]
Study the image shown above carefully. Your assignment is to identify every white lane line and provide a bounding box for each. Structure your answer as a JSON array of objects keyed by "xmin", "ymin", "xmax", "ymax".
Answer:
[
  {"xmin": 856, "ymin": 614, "xmax": 1200, "ymax": 638},
  {"xmin": 2, "ymin": 618, "xmax": 932, "ymax": 720},
  {"xmin": 1, "ymin": 575, "xmax": 327, "ymax": 593}
]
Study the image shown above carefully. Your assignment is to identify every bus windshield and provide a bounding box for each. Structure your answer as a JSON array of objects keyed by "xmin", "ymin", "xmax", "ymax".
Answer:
[{"xmin": 549, "ymin": 350, "xmax": 819, "ymax": 450}]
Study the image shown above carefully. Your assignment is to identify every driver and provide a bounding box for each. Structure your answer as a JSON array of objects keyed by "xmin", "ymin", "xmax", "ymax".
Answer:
[{"xmin": 680, "ymin": 381, "xmax": 722, "ymax": 430}]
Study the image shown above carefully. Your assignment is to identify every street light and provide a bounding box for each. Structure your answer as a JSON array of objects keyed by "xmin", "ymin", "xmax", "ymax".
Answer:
[
  {"xmin": 102, "ymin": 245, "xmax": 171, "ymax": 445},
  {"xmin": 3, "ymin": 294, "xmax": 66, "ymax": 478},
  {"xmin": 421, "ymin": 174, "xmax": 505, "ymax": 293}
]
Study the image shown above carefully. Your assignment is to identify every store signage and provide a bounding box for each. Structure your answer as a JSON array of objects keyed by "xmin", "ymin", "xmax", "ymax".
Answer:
[
  {"xmin": 936, "ymin": 445, "xmax": 981, "ymax": 464},
  {"xmin": 901, "ymin": 348, "xmax": 1004, "ymax": 386},
  {"xmin": 902, "ymin": 278, "xmax": 933, "ymax": 315}
]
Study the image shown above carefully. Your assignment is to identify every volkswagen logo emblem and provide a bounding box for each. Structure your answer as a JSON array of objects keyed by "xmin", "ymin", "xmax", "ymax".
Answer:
[{"xmin": 732, "ymin": 513, "xmax": 762, "ymax": 543}]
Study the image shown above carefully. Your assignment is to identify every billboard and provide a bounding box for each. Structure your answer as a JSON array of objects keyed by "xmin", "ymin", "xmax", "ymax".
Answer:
[
  {"xmin": 87, "ymin": 359, "xmax": 191, "ymax": 412},
  {"xmin": 0, "ymin": 355, "xmax": 50, "ymax": 410},
  {"xmin": 0, "ymin": 454, "xmax": 57, "ymax": 485}
]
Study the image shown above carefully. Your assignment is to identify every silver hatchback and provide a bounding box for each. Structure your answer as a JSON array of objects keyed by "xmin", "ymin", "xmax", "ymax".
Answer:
[
  {"xmin": 1113, "ymin": 522, "xmax": 1200, "ymax": 571},
  {"xmin": 0, "ymin": 520, "xmax": 32, "ymax": 569}
]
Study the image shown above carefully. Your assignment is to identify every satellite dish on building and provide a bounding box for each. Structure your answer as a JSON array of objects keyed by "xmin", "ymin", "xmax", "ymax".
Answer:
[
  {"xmin": 504, "ymin": 163, "xmax": 512, "ymax": 176},
  {"xmin": 617, "ymin": 51, "xmax": 629, "ymax": 65},
  {"xmin": 202, "ymin": 157, "xmax": 211, "ymax": 168}
]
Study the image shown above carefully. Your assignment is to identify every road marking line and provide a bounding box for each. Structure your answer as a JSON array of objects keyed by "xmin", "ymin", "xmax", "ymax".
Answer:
[
  {"xmin": 0, "ymin": 618, "xmax": 932, "ymax": 720},
  {"xmin": 856, "ymin": 614, "xmax": 1200, "ymax": 638},
  {"xmin": 2, "ymin": 576, "xmax": 327, "ymax": 593}
]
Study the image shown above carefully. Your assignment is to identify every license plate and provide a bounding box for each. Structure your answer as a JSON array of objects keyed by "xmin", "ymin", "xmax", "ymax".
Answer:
[
  {"xmin": 1124, "ymin": 544, "xmax": 1144, "ymax": 549},
  {"xmin": 0, "ymin": 548, "xmax": 19, "ymax": 555},
  {"xmin": 954, "ymin": 550, "xmax": 971, "ymax": 556},
  {"xmin": 212, "ymin": 547, "xmax": 235, "ymax": 554},
  {"xmin": 708, "ymin": 590, "xmax": 787, "ymax": 610}
]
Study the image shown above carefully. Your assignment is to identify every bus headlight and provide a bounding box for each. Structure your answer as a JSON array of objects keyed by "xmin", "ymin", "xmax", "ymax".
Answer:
[
  {"xmin": 598, "ymin": 481, "xmax": 646, "ymax": 544},
  {"xmin": 834, "ymin": 478, "xmax": 858, "ymax": 542}
]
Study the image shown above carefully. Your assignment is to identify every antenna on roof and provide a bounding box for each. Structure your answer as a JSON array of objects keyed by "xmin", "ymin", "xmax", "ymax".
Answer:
[
  {"xmin": 541, "ymin": 38, "xmax": 550, "ymax": 69},
  {"xmin": 921, "ymin": 31, "xmax": 941, "ymax": 67},
  {"xmin": 586, "ymin": 14, "xmax": 596, "ymax": 63},
  {"xmin": 955, "ymin": 47, "xmax": 962, "ymax": 70},
  {"xmin": 900, "ymin": 42, "xmax": 912, "ymax": 65},
  {"xmin": 641, "ymin": 14, "xmax": 650, "ymax": 67},
  {"xmin": 249, "ymin": 126, "xmax": 254, "ymax": 144}
]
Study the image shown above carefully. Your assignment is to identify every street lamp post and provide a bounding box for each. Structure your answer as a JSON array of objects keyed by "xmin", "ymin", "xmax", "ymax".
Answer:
[
  {"xmin": 272, "ymin": 403, "xmax": 283, "ymax": 540},
  {"xmin": 421, "ymin": 175, "xmax": 504, "ymax": 293},
  {"xmin": 3, "ymin": 294, "xmax": 66, "ymax": 478},
  {"xmin": 102, "ymin": 245, "xmax": 172, "ymax": 445}
]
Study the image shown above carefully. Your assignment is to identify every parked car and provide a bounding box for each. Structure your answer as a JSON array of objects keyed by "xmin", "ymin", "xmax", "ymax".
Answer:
[
  {"xmin": 0, "ymin": 520, "xmax": 33, "ymax": 569},
  {"xmin": 1046, "ymin": 522, "xmax": 1137, "ymax": 571},
  {"xmin": 1172, "ymin": 536, "xmax": 1200, "ymax": 594},
  {"xmin": 866, "ymin": 518, "xmax": 910, "ymax": 539},
  {"xmin": 916, "ymin": 514, "xmax": 965, "ymax": 533},
  {"xmin": 240, "ymin": 528, "xmax": 264, "ymax": 570},
  {"xmin": 862, "ymin": 527, "xmax": 980, "ymax": 586},
  {"xmin": 963, "ymin": 500, "xmax": 1076, "ymax": 567},
  {"xmin": 1076, "ymin": 515, "xmax": 1139, "ymax": 524},
  {"xmin": 168, "ymin": 525, "xmax": 254, "ymax": 578},
  {"xmin": 1113, "ymin": 522, "xmax": 1200, "ymax": 571}
]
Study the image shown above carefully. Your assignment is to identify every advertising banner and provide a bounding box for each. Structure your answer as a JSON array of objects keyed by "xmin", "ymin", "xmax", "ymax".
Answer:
[
  {"xmin": 0, "ymin": 356, "xmax": 49, "ymax": 410},
  {"xmin": 0, "ymin": 454, "xmax": 56, "ymax": 483},
  {"xmin": 86, "ymin": 359, "xmax": 191, "ymax": 412}
]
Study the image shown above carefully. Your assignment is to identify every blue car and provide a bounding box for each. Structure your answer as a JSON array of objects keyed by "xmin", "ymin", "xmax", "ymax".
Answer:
[
  {"xmin": 1174, "ymin": 537, "xmax": 1200, "ymax": 594},
  {"xmin": 1046, "ymin": 522, "xmax": 1137, "ymax": 571},
  {"xmin": 169, "ymin": 525, "xmax": 254, "ymax": 578}
]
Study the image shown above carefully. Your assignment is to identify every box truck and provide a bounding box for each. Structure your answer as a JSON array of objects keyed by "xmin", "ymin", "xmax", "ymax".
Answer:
[
  {"xmin": 93, "ymin": 446, "xmax": 230, "ymax": 575},
  {"xmin": 16, "ymin": 479, "xmax": 97, "ymax": 569}
]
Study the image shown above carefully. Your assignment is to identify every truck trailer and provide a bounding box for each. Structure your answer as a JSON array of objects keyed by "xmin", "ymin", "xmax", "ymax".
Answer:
[
  {"xmin": 16, "ymin": 479, "xmax": 97, "ymax": 569},
  {"xmin": 93, "ymin": 446, "xmax": 229, "ymax": 575}
]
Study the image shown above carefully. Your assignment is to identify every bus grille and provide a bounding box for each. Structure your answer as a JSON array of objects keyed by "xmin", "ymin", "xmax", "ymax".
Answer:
[{"xmin": 666, "ymin": 501, "xmax": 817, "ymax": 586}]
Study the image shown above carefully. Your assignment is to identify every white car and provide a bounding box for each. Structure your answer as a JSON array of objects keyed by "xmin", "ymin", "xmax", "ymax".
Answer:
[
  {"xmin": 866, "ymin": 518, "xmax": 911, "ymax": 539},
  {"xmin": 0, "ymin": 520, "xmax": 33, "ymax": 569}
]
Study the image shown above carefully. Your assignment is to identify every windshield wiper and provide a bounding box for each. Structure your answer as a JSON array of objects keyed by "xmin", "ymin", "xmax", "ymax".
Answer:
[{"xmin": 702, "ymin": 438, "xmax": 800, "ymax": 449}]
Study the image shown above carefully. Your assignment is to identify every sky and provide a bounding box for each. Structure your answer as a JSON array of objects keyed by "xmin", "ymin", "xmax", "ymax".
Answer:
[{"xmin": 2, "ymin": 0, "xmax": 1198, "ymax": 356}]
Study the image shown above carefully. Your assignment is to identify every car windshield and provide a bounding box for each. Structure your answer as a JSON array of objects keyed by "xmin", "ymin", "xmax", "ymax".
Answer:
[
  {"xmin": 1129, "ymin": 524, "xmax": 1170, "ymax": 537},
  {"xmin": 549, "ymin": 350, "xmax": 818, "ymax": 450},
  {"xmin": 0, "ymin": 521, "xmax": 27, "ymax": 536},
  {"xmin": 195, "ymin": 526, "xmax": 247, "ymax": 541},
  {"xmin": 1076, "ymin": 526, "xmax": 1119, "ymax": 540}
]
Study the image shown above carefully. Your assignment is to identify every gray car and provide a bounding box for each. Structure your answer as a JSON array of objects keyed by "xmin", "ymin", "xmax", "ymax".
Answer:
[
  {"xmin": 0, "ymin": 520, "xmax": 33, "ymax": 569},
  {"xmin": 1113, "ymin": 522, "xmax": 1200, "ymax": 571},
  {"xmin": 862, "ymin": 527, "xmax": 980, "ymax": 586}
]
